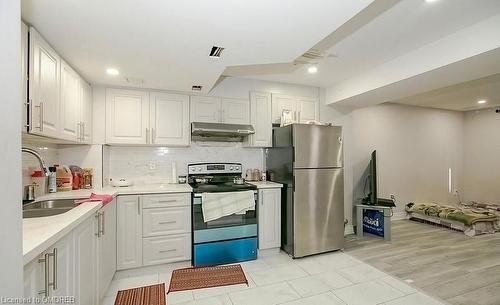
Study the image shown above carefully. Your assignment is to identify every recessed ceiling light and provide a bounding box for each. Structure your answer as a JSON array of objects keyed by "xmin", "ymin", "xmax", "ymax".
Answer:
[
  {"xmin": 308, "ymin": 66, "xmax": 318, "ymax": 74},
  {"xmin": 425, "ymin": 0, "xmax": 439, "ymax": 2},
  {"xmin": 106, "ymin": 68, "xmax": 119, "ymax": 76},
  {"xmin": 477, "ymin": 100, "xmax": 487, "ymax": 104}
]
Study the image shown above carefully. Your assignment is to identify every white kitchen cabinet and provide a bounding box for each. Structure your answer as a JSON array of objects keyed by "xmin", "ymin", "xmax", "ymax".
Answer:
[
  {"xmin": 74, "ymin": 214, "xmax": 97, "ymax": 305},
  {"xmin": 143, "ymin": 234, "xmax": 191, "ymax": 266},
  {"xmin": 96, "ymin": 200, "xmax": 117, "ymax": 301},
  {"xmin": 23, "ymin": 256, "xmax": 44, "ymax": 299},
  {"xmin": 271, "ymin": 94, "xmax": 319, "ymax": 124},
  {"xmin": 258, "ymin": 188, "xmax": 282, "ymax": 250},
  {"xmin": 106, "ymin": 89, "xmax": 150, "ymax": 145},
  {"xmin": 297, "ymin": 98, "xmax": 318, "ymax": 123},
  {"xmin": 143, "ymin": 206, "xmax": 191, "ymax": 237},
  {"xmin": 150, "ymin": 92, "xmax": 190, "ymax": 146},
  {"xmin": 246, "ymin": 92, "xmax": 272, "ymax": 147},
  {"xmin": 49, "ymin": 232, "xmax": 75, "ymax": 300},
  {"xmin": 117, "ymin": 195, "xmax": 143, "ymax": 270},
  {"xmin": 80, "ymin": 80, "xmax": 93, "ymax": 144},
  {"xmin": 190, "ymin": 96, "xmax": 221, "ymax": 123},
  {"xmin": 221, "ymin": 98, "xmax": 250, "ymax": 124},
  {"xmin": 22, "ymin": 22, "xmax": 29, "ymax": 133},
  {"xmin": 60, "ymin": 60, "xmax": 81, "ymax": 141},
  {"xmin": 29, "ymin": 27, "xmax": 61, "ymax": 138}
]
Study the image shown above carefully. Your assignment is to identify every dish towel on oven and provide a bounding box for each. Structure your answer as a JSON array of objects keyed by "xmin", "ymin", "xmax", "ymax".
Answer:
[{"xmin": 201, "ymin": 190, "xmax": 255, "ymax": 222}]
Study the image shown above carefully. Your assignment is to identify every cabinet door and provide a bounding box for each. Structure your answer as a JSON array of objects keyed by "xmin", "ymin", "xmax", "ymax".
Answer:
[
  {"xmin": 117, "ymin": 195, "xmax": 143, "ymax": 270},
  {"xmin": 22, "ymin": 22, "xmax": 29, "ymax": 133},
  {"xmin": 258, "ymin": 189, "xmax": 281, "ymax": 250},
  {"xmin": 29, "ymin": 27, "xmax": 60, "ymax": 138},
  {"xmin": 297, "ymin": 98, "xmax": 318, "ymax": 123},
  {"xmin": 74, "ymin": 215, "xmax": 96, "ymax": 305},
  {"xmin": 271, "ymin": 94, "xmax": 296, "ymax": 124},
  {"xmin": 150, "ymin": 92, "xmax": 190, "ymax": 146},
  {"xmin": 60, "ymin": 60, "xmax": 81, "ymax": 141},
  {"xmin": 247, "ymin": 92, "xmax": 272, "ymax": 147},
  {"xmin": 80, "ymin": 80, "xmax": 93, "ymax": 144},
  {"xmin": 143, "ymin": 234, "xmax": 191, "ymax": 266},
  {"xmin": 221, "ymin": 98, "xmax": 250, "ymax": 124},
  {"xmin": 106, "ymin": 89, "xmax": 149, "ymax": 144},
  {"xmin": 23, "ymin": 257, "xmax": 44, "ymax": 299},
  {"xmin": 190, "ymin": 96, "xmax": 221, "ymax": 123},
  {"xmin": 97, "ymin": 200, "xmax": 117, "ymax": 300},
  {"xmin": 50, "ymin": 233, "xmax": 74, "ymax": 299}
]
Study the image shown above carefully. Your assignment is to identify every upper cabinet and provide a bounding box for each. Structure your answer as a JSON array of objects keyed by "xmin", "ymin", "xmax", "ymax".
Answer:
[
  {"xmin": 271, "ymin": 94, "xmax": 319, "ymax": 124},
  {"xmin": 105, "ymin": 89, "xmax": 150, "ymax": 145},
  {"xmin": 60, "ymin": 60, "xmax": 81, "ymax": 141},
  {"xmin": 106, "ymin": 89, "xmax": 190, "ymax": 146},
  {"xmin": 150, "ymin": 92, "xmax": 190, "ymax": 146},
  {"xmin": 221, "ymin": 98, "xmax": 250, "ymax": 124},
  {"xmin": 25, "ymin": 26, "xmax": 92, "ymax": 143},
  {"xmin": 190, "ymin": 96, "xmax": 221, "ymax": 123},
  {"xmin": 191, "ymin": 96, "xmax": 250, "ymax": 124},
  {"xmin": 29, "ymin": 27, "xmax": 61, "ymax": 138},
  {"xmin": 245, "ymin": 92, "xmax": 272, "ymax": 147}
]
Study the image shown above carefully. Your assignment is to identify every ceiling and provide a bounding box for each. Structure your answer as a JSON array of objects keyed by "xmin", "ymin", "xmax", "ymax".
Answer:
[
  {"xmin": 393, "ymin": 74, "xmax": 500, "ymax": 112},
  {"xmin": 21, "ymin": 0, "xmax": 373, "ymax": 93},
  {"xmin": 241, "ymin": 0, "xmax": 500, "ymax": 87}
]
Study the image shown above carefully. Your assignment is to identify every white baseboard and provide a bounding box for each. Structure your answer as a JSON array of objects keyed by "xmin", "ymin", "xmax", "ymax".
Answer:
[
  {"xmin": 391, "ymin": 211, "xmax": 408, "ymax": 221},
  {"xmin": 344, "ymin": 224, "xmax": 354, "ymax": 236}
]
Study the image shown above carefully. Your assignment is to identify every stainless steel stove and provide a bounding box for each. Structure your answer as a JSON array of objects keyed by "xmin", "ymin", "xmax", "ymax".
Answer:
[{"xmin": 188, "ymin": 163, "xmax": 258, "ymax": 267}]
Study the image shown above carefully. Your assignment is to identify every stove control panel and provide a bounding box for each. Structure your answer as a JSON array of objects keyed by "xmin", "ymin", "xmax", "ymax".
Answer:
[{"xmin": 188, "ymin": 163, "xmax": 242, "ymax": 175}]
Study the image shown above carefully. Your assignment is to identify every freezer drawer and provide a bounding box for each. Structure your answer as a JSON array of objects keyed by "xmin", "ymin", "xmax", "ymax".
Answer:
[{"xmin": 293, "ymin": 168, "xmax": 344, "ymax": 257}]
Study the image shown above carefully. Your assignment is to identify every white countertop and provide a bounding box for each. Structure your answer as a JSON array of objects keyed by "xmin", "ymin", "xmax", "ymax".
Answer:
[
  {"xmin": 23, "ymin": 202, "xmax": 102, "ymax": 265},
  {"xmin": 23, "ymin": 183, "xmax": 192, "ymax": 265},
  {"xmin": 248, "ymin": 181, "xmax": 283, "ymax": 189}
]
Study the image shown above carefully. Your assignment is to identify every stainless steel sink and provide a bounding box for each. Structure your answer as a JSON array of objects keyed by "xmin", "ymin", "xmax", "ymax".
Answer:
[{"xmin": 23, "ymin": 199, "xmax": 80, "ymax": 218}]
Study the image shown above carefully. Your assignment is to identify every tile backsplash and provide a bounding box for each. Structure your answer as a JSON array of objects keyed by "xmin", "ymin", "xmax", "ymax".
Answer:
[{"xmin": 105, "ymin": 142, "xmax": 264, "ymax": 185}]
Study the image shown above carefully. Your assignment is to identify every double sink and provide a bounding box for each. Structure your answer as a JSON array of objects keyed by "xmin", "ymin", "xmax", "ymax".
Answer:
[{"xmin": 23, "ymin": 199, "xmax": 80, "ymax": 218}]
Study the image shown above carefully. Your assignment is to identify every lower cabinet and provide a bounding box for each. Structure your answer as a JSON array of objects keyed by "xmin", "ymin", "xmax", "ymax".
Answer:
[
  {"xmin": 24, "ymin": 200, "xmax": 117, "ymax": 305},
  {"xmin": 258, "ymin": 188, "xmax": 282, "ymax": 250},
  {"xmin": 117, "ymin": 193, "xmax": 192, "ymax": 270}
]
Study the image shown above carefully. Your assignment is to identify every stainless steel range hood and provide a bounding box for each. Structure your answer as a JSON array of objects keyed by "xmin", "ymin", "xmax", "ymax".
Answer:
[{"xmin": 191, "ymin": 122, "xmax": 255, "ymax": 142}]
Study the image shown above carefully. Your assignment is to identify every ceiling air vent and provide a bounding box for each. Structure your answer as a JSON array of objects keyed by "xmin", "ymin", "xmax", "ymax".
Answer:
[
  {"xmin": 296, "ymin": 48, "xmax": 337, "ymax": 64},
  {"xmin": 209, "ymin": 46, "xmax": 225, "ymax": 58},
  {"xmin": 192, "ymin": 85, "xmax": 203, "ymax": 91}
]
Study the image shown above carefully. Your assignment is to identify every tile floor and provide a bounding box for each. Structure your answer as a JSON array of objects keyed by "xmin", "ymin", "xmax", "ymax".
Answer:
[{"xmin": 102, "ymin": 251, "xmax": 448, "ymax": 305}]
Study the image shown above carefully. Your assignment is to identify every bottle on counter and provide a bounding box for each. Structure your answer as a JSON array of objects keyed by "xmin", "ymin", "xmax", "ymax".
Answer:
[
  {"xmin": 31, "ymin": 170, "xmax": 47, "ymax": 197},
  {"xmin": 48, "ymin": 167, "xmax": 57, "ymax": 193},
  {"xmin": 69, "ymin": 165, "xmax": 83, "ymax": 190},
  {"xmin": 82, "ymin": 168, "xmax": 93, "ymax": 189}
]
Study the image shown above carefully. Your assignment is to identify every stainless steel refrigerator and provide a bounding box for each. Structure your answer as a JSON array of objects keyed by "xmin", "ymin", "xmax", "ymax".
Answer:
[{"xmin": 266, "ymin": 124, "xmax": 344, "ymax": 258}]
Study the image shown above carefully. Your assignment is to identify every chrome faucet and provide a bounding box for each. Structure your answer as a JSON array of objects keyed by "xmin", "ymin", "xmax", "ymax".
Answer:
[{"xmin": 22, "ymin": 147, "xmax": 50, "ymax": 176}]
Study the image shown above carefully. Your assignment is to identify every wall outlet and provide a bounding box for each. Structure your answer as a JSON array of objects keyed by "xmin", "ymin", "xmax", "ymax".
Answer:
[
  {"xmin": 389, "ymin": 194, "xmax": 396, "ymax": 202},
  {"xmin": 149, "ymin": 161, "xmax": 156, "ymax": 170}
]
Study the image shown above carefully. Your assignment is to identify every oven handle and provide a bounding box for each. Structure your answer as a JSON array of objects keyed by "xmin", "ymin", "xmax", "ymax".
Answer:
[{"xmin": 193, "ymin": 191, "xmax": 258, "ymax": 198}]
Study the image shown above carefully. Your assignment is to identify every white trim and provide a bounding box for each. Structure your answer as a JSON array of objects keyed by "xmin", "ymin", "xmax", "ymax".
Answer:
[
  {"xmin": 391, "ymin": 211, "xmax": 408, "ymax": 221},
  {"xmin": 344, "ymin": 224, "xmax": 354, "ymax": 236}
]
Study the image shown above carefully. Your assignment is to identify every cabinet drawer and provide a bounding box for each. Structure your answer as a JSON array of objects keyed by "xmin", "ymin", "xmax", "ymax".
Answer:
[
  {"xmin": 143, "ymin": 234, "xmax": 191, "ymax": 266},
  {"xmin": 143, "ymin": 207, "xmax": 190, "ymax": 237},
  {"xmin": 141, "ymin": 193, "xmax": 190, "ymax": 208}
]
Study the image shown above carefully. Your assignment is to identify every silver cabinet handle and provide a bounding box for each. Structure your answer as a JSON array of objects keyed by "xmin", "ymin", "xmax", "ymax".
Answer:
[
  {"xmin": 157, "ymin": 199, "xmax": 177, "ymax": 203},
  {"xmin": 95, "ymin": 212, "xmax": 101, "ymax": 237},
  {"xmin": 101, "ymin": 210, "xmax": 105, "ymax": 236},
  {"xmin": 39, "ymin": 253, "xmax": 50, "ymax": 297},
  {"xmin": 145, "ymin": 128, "xmax": 149, "ymax": 144},
  {"xmin": 82, "ymin": 122, "xmax": 85, "ymax": 141},
  {"xmin": 77, "ymin": 122, "xmax": 81, "ymax": 141},
  {"xmin": 152, "ymin": 128, "xmax": 155, "ymax": 144},
  {"xmin": 34, "ymin": 102, "xmax": 43, "ymax": 131},
  {"xmin": 24, "ymin": 99, "xmax": 32, "ymax": 130},
  {"xmin": 293, "ymin": 111, "xmax": 297, "ymax": 122},
  {"xmin": 51, "ymin": 248, "xmax": 57, "ymax": 290},
  {"xmin": 298, "ymin": 111, "xmax": 301, "ymax": 123},
  {"xmin": 159, "ymin": 249, "xmax": 176, "ymax": 253},
  {"xmin": 137, "ymin": 197, "xmax": 141, "ymax": 215},
  {"xmin": 158, "ymin": 220, "xmax": 176, "ymax": 225}
]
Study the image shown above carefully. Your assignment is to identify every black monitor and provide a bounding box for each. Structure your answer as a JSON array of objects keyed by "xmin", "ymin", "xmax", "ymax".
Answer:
[{"xmin": 368, "ymin": 150, "xmax": 377, "ymax": 204}]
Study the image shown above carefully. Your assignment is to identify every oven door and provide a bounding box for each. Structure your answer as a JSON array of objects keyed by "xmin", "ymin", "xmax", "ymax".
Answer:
[{"xmin": 192, "ymin": 191, "xmax": 258, "ymax": 231}]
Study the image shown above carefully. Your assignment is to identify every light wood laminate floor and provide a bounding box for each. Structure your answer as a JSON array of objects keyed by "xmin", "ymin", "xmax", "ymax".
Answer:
[{"xmin": 344, "ymin": 220, "xmax": 500, "ymax": 305}]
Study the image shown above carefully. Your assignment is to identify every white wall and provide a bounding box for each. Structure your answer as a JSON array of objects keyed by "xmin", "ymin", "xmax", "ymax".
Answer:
[
  {"xmin": 463, "ymin": 108, "xmax": 500, "ymax": 203},
  {"xmin": 0, "ymin": 0, "xmax": 23, "ymax": 298},
  {"xmin": 350, "ymin": 103, "xmax": 464, "ymax": 217}
]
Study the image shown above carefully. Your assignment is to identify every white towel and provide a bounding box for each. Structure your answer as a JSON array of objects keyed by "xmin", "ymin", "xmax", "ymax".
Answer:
[{"xmin": 201, "ymin": 191, "xmax": 255, "ymax": 222}]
